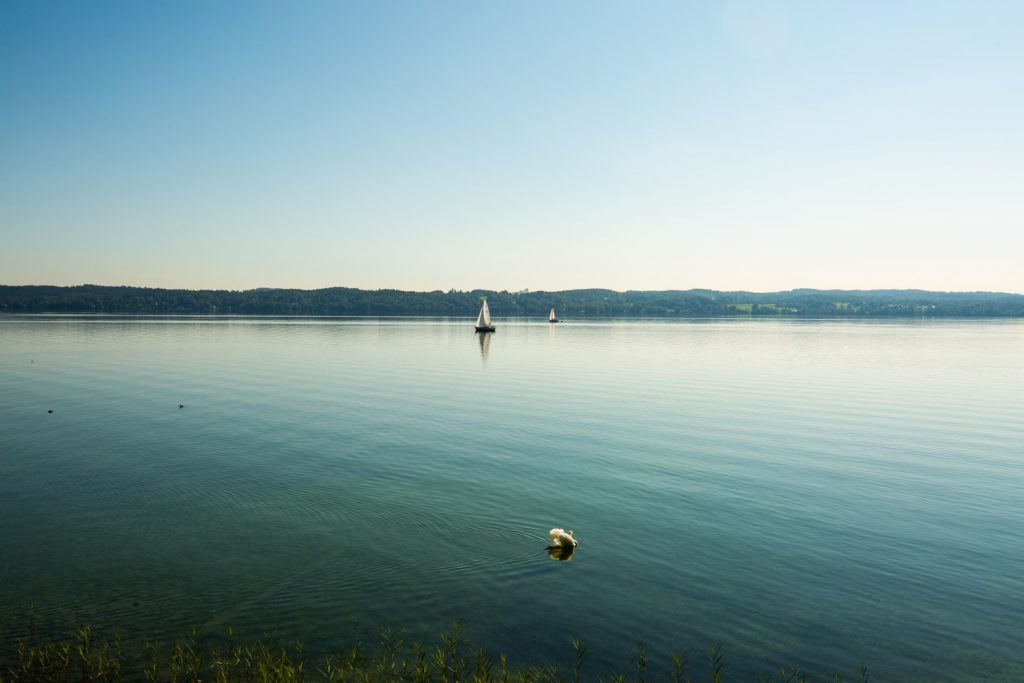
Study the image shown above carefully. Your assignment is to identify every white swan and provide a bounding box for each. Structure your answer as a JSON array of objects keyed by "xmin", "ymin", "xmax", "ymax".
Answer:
[{"xmin": 548, "ymin": 528, "xmax": 577, "ymax": 548}]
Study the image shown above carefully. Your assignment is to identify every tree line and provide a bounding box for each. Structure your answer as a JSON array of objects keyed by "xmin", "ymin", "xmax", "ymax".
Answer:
[{"xmin": 1, "ymin": 284, "xmax": 1023, "ymax": 317}]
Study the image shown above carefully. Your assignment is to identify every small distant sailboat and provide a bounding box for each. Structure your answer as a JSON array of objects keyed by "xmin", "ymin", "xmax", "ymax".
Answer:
[
  {"xmin": 549, "ymin": 307, "xmax": 559, "ymax": 323},
  {"xmin": 475, "ymin": 299, "xmax": 496, "ymax": 332}
]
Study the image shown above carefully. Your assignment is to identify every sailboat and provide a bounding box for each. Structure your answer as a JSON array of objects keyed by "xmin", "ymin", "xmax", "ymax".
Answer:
[
  {"xmin": 549, "ymin": 307, "xmax": 559, "ymax": 323},
  {"xmin": 475, "ymin": 299, "xmax": 495, "ymax": 332}
]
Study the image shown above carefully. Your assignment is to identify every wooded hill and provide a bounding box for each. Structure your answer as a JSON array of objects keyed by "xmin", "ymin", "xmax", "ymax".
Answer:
[{"xmin": 2, "ymin": 285, "xmax": 1023, "ymax": 317}]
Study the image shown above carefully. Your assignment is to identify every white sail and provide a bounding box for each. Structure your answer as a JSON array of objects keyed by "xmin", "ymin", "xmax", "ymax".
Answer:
[
  {"xmin": 477, "ymin": 300, "xmax": 492, "ymax": 328},
  {"xmin": 549, "ymin": 308, "xmax": 556, "ymax": 322}
]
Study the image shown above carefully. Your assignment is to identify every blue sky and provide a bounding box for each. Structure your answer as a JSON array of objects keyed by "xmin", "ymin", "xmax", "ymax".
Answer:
[{"xmin": 2, "ymin": 1, "xmax": 1021, "ymax": 292}]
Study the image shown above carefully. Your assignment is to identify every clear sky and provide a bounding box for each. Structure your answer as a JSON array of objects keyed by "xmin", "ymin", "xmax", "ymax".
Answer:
[{"xmin": 2, "ymin": 1, "xmax": 1021, "ymax": 293}]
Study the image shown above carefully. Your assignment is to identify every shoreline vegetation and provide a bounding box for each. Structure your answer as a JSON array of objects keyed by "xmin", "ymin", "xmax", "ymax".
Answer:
[
  {"xmin": 1, "ymin": 284, "xmax": 1022, "ymax": 317},
  {"xmin": 0, "ymin": 623, "xmax": 870, "ymax": 683}
]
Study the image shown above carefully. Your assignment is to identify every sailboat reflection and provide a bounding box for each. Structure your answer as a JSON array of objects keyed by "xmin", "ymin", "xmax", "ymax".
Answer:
[
  {"xmin": 477, "ymin": 331, "xmax": 491, "ymax": 360},
  {"xmin": 546, "ymin": 544, "xmax": 576, "ymax": 562}
]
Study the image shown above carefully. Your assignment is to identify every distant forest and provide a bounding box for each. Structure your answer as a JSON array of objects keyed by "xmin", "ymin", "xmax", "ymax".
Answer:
[{"xmin": 2, "ymin": 285, "xmax": 1023, "ymax": 317}]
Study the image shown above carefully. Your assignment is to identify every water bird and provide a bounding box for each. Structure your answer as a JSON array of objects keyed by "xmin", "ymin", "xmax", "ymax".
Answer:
[
  {"xmin": 548, "ymin": 528, "xmax": 577, "ymax": 548},
  {"xmin": 178, "ymin": 404, "xmax": 184, "ymax": 409},
  {"xmin": 47, "ymin": 409, "xmax": 53, "ymax": 413}
]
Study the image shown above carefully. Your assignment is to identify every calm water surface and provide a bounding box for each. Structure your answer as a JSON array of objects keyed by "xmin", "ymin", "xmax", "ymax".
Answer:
[{"xmin": 1, "ymin": 316, "xmax": 1022, "ymax": 681}]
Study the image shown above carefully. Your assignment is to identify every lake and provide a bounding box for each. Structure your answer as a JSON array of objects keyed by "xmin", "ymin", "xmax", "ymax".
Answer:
[{"xmin": 1, "ymin": 316, "xmax": 1022, "ymax": 681}]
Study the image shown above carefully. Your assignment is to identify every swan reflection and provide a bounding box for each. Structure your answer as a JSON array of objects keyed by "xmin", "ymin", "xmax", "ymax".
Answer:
[{"xmin": 546, "ymin": 544, "xmax": 576, "ymax": 561}]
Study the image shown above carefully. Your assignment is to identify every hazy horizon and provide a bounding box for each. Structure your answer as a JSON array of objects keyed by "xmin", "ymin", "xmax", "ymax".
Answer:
[
  {"xmin": 3, "ymin": 2, "xmax": 1022, "ymax": 293},
  {"xmin": 3, "ymin": 281, "xmax": 1024, "ymax": 297}
]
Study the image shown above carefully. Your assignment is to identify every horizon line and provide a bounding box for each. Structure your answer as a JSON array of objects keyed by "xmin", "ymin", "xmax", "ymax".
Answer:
[{"xmin": 3, "ymin": 283, "xmax": 1023, "ymax": 297}]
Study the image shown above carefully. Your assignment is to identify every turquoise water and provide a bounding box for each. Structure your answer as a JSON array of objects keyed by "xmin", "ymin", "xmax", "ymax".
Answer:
[{"xmin": 1, "ymin": 316, "xmax": 1022, "ymax": 681}]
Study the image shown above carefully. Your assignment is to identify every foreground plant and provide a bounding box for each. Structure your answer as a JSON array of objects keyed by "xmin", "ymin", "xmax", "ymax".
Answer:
[{"xmin": 0, "ymin": 623, "xmax": 867, "ymax": 683}]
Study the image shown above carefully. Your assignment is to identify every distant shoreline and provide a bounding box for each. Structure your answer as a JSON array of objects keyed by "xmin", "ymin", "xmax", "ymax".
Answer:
[{"xmin": 2, "ymin": 284, "xmax": 1023, "ymax": 317}]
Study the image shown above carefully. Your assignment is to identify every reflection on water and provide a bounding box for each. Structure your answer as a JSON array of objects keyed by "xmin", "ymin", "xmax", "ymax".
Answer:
[
  {"xmin": 1, "ymin": 316, "xmax": 1023, "ymax": 682},
  {"xmin": 546, "ymin": 545, "xmax": 575, "ymax": 562},
  {"xmin": 477, "ymin": 331, "xmax": 491, "ymax": 360}
]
